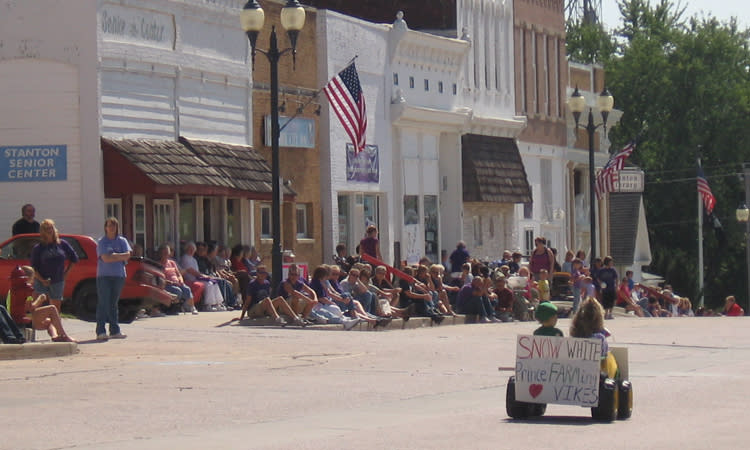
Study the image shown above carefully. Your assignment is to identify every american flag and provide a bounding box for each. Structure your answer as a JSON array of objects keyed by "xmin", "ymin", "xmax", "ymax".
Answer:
[
  {"xmin": 697, "ymin": 168, "xmax": 716, "ymax": 214},
  {"xmin": 595, "ymin": 141, "xmax": 635, "ymax": 199},
  {"xmin": 324, "ymin": 62, "xmax": 367, "ymax": 153}
]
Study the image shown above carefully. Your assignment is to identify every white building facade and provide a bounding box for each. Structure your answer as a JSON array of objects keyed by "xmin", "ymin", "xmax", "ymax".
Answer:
[
  {"xmin": 316, "ymin": 11, "xmax": 395, "ymax": 265},
  {"xmin": 0, "ymin": 0, "xmax": 278, "ymax": 252},
  {"xmin": 0, "ymin": 0, "xmax": 102, "ymax": 237},
  {"xmin": 455, "ymin": 0, "xmax": 529, "ymax": 261}
]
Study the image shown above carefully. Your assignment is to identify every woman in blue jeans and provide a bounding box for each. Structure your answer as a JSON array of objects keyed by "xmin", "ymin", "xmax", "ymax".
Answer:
[{"xmin": 95, "ymin": 217, "xmax": 132, "ymax": 341}]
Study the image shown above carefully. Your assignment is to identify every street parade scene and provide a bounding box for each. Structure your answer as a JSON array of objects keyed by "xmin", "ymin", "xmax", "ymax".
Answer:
[{"xmin": 2, "ymin": 1, "xmax": 750, "ymax": 449}]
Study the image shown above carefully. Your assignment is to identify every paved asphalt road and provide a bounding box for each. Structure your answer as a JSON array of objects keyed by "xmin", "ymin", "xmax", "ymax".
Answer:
[{"xmin": 2, "ymin": 312, "xmax": 749, "ymax": 450}]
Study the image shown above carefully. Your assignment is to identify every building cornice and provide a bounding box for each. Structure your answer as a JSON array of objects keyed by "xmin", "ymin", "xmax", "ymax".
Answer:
[
  {"xmin": 391, "ymin": 103, "xmax": 471, "ymax": 132},
  {"xmin": 388, "ymin": 25, "xmax": 470, "ymax": 74},
  {"xmin": 465, "ymin": 113, "xmax": 527, "ymax": 139}
]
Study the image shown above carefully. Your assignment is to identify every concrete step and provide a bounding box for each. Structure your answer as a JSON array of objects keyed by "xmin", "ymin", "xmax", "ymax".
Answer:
[{"xmin": 0, "ymin": 342, "xmax": 78, "ymax": 360}]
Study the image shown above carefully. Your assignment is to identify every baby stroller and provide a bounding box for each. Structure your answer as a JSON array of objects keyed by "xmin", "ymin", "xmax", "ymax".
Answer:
[{"xmin": 507, "ymin": 276, "xmax": 535, "ymax": 321}]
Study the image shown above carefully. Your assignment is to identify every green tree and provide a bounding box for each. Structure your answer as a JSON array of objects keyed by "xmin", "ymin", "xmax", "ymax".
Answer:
[
  {"xmin": 604, "ymin": 0, "xmax": 750, "ymax": 309},
  {"xmin": 566, "ymin": 19, "xmax": 616, "ymax": 64}
]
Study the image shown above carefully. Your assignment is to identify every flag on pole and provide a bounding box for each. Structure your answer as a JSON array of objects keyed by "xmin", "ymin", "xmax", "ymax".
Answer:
[
  {"xmin": 595, "ymin": 141, "xmax": 635, "ymax": 199},
  {"xmin": 323, "ymin": 62, "xmax": 367, "ymax": 153},
  {"xmin": 697, "ymin": 168, "xmax": 716, "ymax": 214}
]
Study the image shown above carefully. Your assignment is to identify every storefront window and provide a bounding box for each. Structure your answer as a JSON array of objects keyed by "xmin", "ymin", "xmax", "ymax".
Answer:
[
  {"xmin": 179, "ymin": 198, "xmax": 195, "ymax": 246},
  {"xmin": 404, "ymin": 195, "xmax": 419, "ymax": 225},
  {"xmin": 260, "ymin": 203, "xmax": 272, "ymax": 239},
  {"xmin": 363, "ymin": 195, "xmax": 379, "ymax": 229},
  {"xmin": 226, "ymin": 198, "xmax": 241, "ymax": 247},
  {"xmin": 105, "ymin": 199, "xmax": 122, "ymax": 224},
  {"xmin": 153, "ymin": 200, "xmax": 173, "ymax": 249}
]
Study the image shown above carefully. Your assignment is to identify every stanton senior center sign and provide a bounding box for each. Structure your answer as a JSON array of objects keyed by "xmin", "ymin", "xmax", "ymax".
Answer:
[
  {"xmin": 514, "ymin": 335, "xmax": 602, "ymax": 406},
  {"xmin": 0, "ymin": 145, "xmax": 67, "ymax": 182}
]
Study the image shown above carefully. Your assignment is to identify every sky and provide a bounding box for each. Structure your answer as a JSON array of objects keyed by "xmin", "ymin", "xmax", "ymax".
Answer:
[{"xmin": 601, "ymin": 0, "xmax": 750, "ymax": 31}]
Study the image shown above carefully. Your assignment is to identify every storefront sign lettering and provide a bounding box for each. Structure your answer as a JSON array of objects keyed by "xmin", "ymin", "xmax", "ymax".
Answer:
[
  {"xmin": 0, "ymin": 145, "xmax": 67, "ymax": 182},
  {"xmin": 100, "ymin": 6, "xmax": 174, "ymax": 48},
  {"xmin": 614, "ymin": 170, "xmax": 645, "ymax": 193}
]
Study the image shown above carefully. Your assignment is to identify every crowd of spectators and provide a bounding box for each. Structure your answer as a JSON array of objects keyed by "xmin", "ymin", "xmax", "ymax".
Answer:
[{"xmin": 138, "ymin": 233, "xmax": 746, "ymax": 324}]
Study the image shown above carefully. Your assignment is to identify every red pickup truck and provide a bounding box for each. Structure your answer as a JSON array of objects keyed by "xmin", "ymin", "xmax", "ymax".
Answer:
[{"xmin": 0, "ymin": 234, "xmax": 177, "ymax": 322}]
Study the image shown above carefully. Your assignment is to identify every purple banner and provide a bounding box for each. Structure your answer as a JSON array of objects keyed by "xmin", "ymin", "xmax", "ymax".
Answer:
[{"xmin": 346, "ymin": 143, "xmax": 379, "ymax": 183}]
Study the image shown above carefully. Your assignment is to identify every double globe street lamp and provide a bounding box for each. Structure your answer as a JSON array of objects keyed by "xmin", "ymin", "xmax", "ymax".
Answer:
[
  {"xmin": 567, "ymin": 87, "xmax": 614, "ymax": 263},
  {"xmin": 240, "ymin": 0, "xmax": 305, "ymax": 289}
]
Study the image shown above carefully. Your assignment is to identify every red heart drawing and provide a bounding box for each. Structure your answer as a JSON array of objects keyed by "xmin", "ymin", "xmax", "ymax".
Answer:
[{"xmin": 529, "ymin": 384, "xmax": 544, "ymax": 398}]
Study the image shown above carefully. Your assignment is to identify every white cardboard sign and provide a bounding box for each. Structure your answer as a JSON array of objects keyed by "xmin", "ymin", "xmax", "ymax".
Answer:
[{"xmin": 515, "ymin": 335, "xmax": 602, "ymax": 406}]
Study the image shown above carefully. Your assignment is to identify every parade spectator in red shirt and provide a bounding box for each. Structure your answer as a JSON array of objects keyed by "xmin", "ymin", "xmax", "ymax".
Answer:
[{"xmin": 724, "ymin": 295, "xmax": 745, "ymax": 316}]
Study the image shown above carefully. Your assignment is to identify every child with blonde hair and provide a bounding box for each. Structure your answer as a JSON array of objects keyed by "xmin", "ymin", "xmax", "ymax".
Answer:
[{"xmin": 570, "ymin": 297, "xmax": 608, "ymax": 356}]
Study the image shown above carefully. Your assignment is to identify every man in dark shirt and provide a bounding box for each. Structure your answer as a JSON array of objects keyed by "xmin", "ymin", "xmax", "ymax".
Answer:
[
  {"xmin": 12, "ymin": 204, "xmax": 40, "ymax": 235},
  {"xmin": 449, "ymin": 241, "xmax": 470, "ymax": 274},
  {"xmin": 239, "ymin": 265, "xmax": 303, "ymax": 326},
  {"xmin": 456, "ymin": 276, "xmax": 496, "ymax": 322}
]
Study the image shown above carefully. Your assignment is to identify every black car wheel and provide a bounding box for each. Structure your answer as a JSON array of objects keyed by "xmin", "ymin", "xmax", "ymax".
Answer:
[{"xmin": 72, "ymin": 281, "xmax": 97, "ymax": 322}]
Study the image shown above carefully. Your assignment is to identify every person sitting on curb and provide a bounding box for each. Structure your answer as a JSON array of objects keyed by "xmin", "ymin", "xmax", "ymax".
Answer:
[
  {"xmin": 647, "ymin": 297, "xmax": 672, "ymax": 317},
  {"xmin": 723, "ymin": 295, "xmax": 745, "ymax": 316},
  {"xmin": 489, "ymin": 274, "xmax": 514, "ymax": 322},
  {"xmin": 533, "ymin": 302, "xmax": 563, "ymax": 337},
  {"xmin": 456, "ymin": 276, "xmax": 497, "ymax": 323},
  {"xmin": 398, "ymin": 266, "xmax": 444, "ymax": 324},
  {"xmin": 327, "ymin": 266, "xmax": 380, "ymax": 328},
  {"xmin": 617, "ymin": 277, "xmax": 645, "ymax": 317},
  {"xmin": 358, "ymin": 267, "xmax": 409, "ymax": 320},
  {"xmin": 238, "ymin": 265, "xmax": 303, "ymax": 326},
  {"xmin": 26, "ymin": 293, "xmax": 76, "ymax": 342},
  {"xmin": 308, "ymin": 265, "xmax": 362, "ymax": 330},
  {"xmin": 371, "ymin": 265, "xmax": 402, "ymax": 307},
  {"xmin": 278, "ymin": 264, "xmax": 319, "ymax": 323}
]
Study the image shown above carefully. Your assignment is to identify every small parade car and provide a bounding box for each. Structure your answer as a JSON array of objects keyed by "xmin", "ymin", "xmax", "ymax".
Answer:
[{"xmin": 505, "ymin": 335, "xmax": 633, "ymax": 422}]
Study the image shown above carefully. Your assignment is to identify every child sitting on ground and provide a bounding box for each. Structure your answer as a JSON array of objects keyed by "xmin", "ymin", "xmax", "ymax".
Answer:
[{"xmin": 533, "ymin": 302, "xmax": 563, "ymax": 337}]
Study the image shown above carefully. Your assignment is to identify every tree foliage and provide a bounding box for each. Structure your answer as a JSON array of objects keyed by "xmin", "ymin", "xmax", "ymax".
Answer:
[
  {"xmin": 602, "ymin": 0, "xmax": 750, "ymax": 308},
  {"xmin": 566, "ymin": 19, "xmax": 616, "ymax": 64}
]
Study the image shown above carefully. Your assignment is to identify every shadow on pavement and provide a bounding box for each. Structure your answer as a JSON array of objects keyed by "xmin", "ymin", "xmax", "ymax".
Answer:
[{"xmin": 504, "ymin": 415, "xmax": 599, "ymax": 426}]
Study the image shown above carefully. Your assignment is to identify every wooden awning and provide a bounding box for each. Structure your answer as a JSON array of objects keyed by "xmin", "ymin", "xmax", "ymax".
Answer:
[
  {"xmin": 102, "ymin": 136, "xmax": 295, "ymax": 198},
  {"xmin": 461, "ymin": 134, "xmax": 532, "ymax": 204}
]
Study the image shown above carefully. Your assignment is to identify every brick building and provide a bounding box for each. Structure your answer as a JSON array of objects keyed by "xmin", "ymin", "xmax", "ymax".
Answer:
[{"xmin": 250, "ymin": 0, "xmax": 323, "ymax": 269}]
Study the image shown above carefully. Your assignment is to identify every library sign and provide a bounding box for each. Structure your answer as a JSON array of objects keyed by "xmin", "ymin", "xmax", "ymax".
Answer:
[{"xmin": 0, "ymin": 145, "xmax": 67, "ymax": 182}]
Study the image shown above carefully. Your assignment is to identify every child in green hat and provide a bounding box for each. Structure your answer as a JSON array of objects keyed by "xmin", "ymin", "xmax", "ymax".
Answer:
[{"xmin": 533, "ymin": 302, "xmax": 563, "ymax": 337}]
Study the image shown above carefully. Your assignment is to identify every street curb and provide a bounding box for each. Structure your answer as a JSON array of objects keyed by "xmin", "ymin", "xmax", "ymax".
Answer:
[
  {"xmin": 236, "ymin": 304, "xmax": 636, "ymax": 331},
  {"xmin": 0, "ymin": 342, "xmax": 78, "ymax": 361}
]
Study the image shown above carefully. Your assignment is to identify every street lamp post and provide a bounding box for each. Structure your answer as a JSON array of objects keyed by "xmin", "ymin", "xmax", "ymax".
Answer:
[
  {"xmin": 567, "ymin": 87, "xmax": 614, "ymax": 263},
  {"xmin": 241, "ymin": 0, "xmax": 305, "ymax": 290}
]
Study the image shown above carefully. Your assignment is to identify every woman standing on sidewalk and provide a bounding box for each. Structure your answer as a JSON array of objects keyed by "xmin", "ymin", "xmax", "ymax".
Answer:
[
  {"xmin": 95, "ymin": 217, "xmax": 131, "ymax": 341},
  {"xmin": 30, "ymin": 219, "xmax": 79, "ymax": 313}
]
